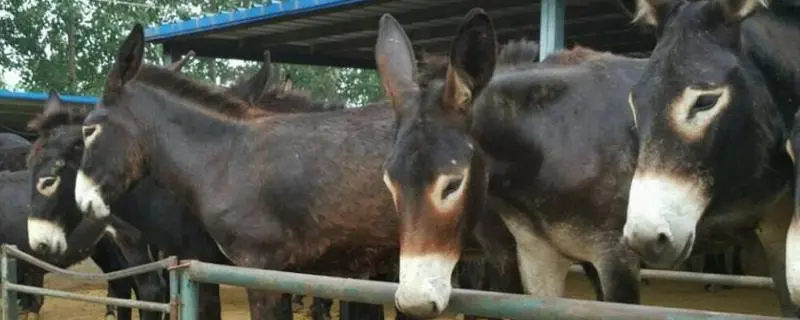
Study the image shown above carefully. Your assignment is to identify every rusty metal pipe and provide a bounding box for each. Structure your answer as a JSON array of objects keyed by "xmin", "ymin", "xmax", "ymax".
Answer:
[
  {"xmin": 182, "ymin": 260, "xmax": 783, "ymax": 320},
  {"xmin": 568, "ymin": 265, "xmax": 774, "ymax": 289},
  {"xmin": 5, "ymin": 283, "xmax": 171, "ymax": 313},
  {"xmin": 1, "ymin": 245, "xmax": 176, "ymax": 282}
]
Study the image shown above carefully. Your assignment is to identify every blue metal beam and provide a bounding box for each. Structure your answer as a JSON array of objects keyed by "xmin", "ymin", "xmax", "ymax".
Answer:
[
  {"xmin": 144, "ymin": 0, "xmax": 371, "ymax": 42},
  {"xmin": 539, "ymin": 0, "xmax": 565, "ymax": 61},
  {"xmin": 0, "ymin": 90, "xmax": 97, "ymax": 106}
]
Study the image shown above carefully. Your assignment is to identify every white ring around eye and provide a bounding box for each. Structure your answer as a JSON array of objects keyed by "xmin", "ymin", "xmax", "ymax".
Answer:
[
  {"xmin": 36, "ymin": 176, "xmax": 61, "ymax": 197},
  {"xmin": 82, "ymin": 124, "xmax": 102, "ymax": 148},
  {"xmin": 669, "ymin": 86, "xmax": 731, "ymax": 141},
  {"xmin": 430, "ymin": 168, "xmax": 469, "ymax": 213}
]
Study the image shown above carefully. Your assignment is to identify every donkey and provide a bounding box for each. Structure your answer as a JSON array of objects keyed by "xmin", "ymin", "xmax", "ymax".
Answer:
[
  {"xmin": 1, "ymin": 128, "xmax": 166, "ymax": 320},
  {"xmin": 0, "ymin": 133, "xmax": 33, "ymax": 171},
  {"xmin": 24, "ymin": 61, "xmax": 346, "ymax": 319},
  {"xmin": 622, "ymin": 0, "xmax": 800, "ymax": 315},
  {"xmin": 27, "ymin": 51, "xmax": 402, "ymax": 320},
  {"xmin": 67, "ymin": 23, "xmax": 527, "ymax": 320},
  {"xmin": 376, "ymin": 9, "xmax": 645, "ymax": 318}
]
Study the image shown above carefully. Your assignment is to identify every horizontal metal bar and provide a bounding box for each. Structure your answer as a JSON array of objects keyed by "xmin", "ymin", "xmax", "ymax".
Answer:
[
  {"xmin": 182, "ymin": 260, "xmax": 783, "ymax": 320},
  {"xmin": 1, "ymin": 245, "xmax": 176, "ymax": 282},
  {"xmin": 568, "ymin": 265, "xmax": 774, "ymax": 289},
  {"xmin": 5, "ymin": 283, "xmax": 171, "ymax": 313}
]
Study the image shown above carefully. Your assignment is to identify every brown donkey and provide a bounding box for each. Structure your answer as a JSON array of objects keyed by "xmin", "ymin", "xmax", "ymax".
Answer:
[
  {"xmin": 377, "ymin": 9, "xmax": 647, "ymax": 318},
  {"xmin": 69, "ymin": 23, "xmax": 522, "ymax": 320}
]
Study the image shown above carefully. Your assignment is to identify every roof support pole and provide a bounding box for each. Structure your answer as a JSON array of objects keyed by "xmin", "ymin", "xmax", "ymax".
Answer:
[{"xmin": 538, "ymin": 0, "xmax": 565, "ymax": 61}]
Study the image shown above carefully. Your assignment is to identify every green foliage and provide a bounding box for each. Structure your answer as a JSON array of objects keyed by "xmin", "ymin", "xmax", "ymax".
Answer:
[{"xmin": 0, "ymin": 0, "xmax": 382, "ymax": 106}]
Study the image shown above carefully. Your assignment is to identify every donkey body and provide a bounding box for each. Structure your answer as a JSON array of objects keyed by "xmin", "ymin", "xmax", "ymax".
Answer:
[{"xmin": 0, "ymin": 133, "xmax": 32, "ymax": 172}]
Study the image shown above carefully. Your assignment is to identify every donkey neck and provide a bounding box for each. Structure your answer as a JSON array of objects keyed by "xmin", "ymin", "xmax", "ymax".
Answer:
[
  {"xmin": 128, "ymin": 83, "xmax": 246, "ymax": 189},
  {"xmin": 742, "ymin": 10, "xmax": 800, "ymax": 125}
]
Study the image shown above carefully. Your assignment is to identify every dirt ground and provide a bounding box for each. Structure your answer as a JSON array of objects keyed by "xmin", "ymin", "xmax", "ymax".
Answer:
[{"xmin": 28, "ymin": 259, "xmax": 782, "ymax": 319}]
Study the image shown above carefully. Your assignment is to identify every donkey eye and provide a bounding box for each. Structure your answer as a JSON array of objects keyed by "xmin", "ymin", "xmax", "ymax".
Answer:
[
  {"xmin": 36, "ymin": 176, "xmax": 61, "ymax": 196},
  {"xmin": 54, "ymin": 160, "xmax": 65, "ymax": 168},
  {"xmin": 692, "ymin": 93, "xmax": 720, "ymax": 113},
  {"xmin": 441, "ymin": 177, "xmax": 464, "ymax": 200},
  {"xmin": 82, "ymin": 125, "xmax": 98, "ymax": 139}
]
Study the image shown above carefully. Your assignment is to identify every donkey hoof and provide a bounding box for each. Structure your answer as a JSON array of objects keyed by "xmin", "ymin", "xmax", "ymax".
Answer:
[
  {"xmin": 19, "ymin": 311, "xmax": 40, "ymax": 320},
  {"xmin": 105, "ymin": 313, "xmax": 116, "ymax": 320}
]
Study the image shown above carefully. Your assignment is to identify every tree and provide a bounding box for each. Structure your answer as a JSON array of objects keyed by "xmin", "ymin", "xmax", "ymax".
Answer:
[{"xmin": 0, "ymin": 0, "xmax": 382, "ymax": 105}]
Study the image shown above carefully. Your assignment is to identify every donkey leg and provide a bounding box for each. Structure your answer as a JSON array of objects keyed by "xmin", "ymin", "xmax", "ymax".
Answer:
[
  {"xmin": 755, "ymin": 195, "xmax": 800, "ymax": 317},
  {"xmin": 579, "ymin": 262, "xmax": 604, "ymax": 301},
  {"xmin": 309, "ymin": 297, "xmax": 332, "ymax": 320},
  {"xmin": 590, "ymin": 242, "xmax": 640, "ymax": 304},
  {"xmin": 291, "ymin": 295, "xmax": 304, "ymax": 313},
  {"xmin": 197, "ymin": 283, "xmax": 222, "ymax": 320},
  {"xmin": 107, "ymin": 227, "xmax": 168, "ymax": 320},
  {"xmin": 91, "ymin": 238, "xmax": 135, "ymax": 320},
  {"xmin": 18, "ymin": 267, "xmax": 45, "ymax": 320},
  {"xmin": 245, "ymin": 289, "xmax": 293, "ymax": 320}
]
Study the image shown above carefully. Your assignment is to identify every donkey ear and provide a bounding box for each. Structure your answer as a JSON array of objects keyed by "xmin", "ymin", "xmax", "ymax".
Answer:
[
  {"xmin": 375, "ymin": 14, "xmax": 419, "ymax": 112},
  {"xmin": 27, "ymin": 90, "xmax": 64, "ymax": 131},
  {"xmin": 632, "ymin": 0, "xmax": 680, "ymax": 27},
  {"xmin": 167, "ymin": 50, "xmax": 195, "ymax": 72},
  {"xmin": 43, "ymin": 90, "xmax": 63, "ymax": 116},
  {"xmin": 106, "ymin": 23, "xmax": 145, "ymax": 95},
  {"xmin": 246, "ymin": 50, "xmax": 272, "ymax": 103},
  {"xmin": 282, "ymin": 75, "xmax": 294, "ymax": 92},
  {"xmin": 712, "ymin": 0, "xmax": 768, "ymax": 24},
  {"xmin": 444, "ymin": 8, "xmax": 497, "ymax": 112}
]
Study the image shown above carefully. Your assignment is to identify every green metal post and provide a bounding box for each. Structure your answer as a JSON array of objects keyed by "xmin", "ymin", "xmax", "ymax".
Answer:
[
  {"xmin": 180, "ymin": 270, "xmax": 199, "ymax": 320},
  {"xmin": 1, "ymin": 249, "xmax": 18, "ymax": 320},
  {"xmin": 539, "ymin": 0, "xmax": 565, "ymax": 61},
  {"xmin": 169, "ymin": 269, "xmax": 180, "ymax": 320}
]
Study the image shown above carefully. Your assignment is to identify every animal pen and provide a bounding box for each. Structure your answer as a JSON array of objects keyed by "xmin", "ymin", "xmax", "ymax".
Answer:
[{"xmin": 0, "ymin": 244, "xmax": 787, "ymax": 319}]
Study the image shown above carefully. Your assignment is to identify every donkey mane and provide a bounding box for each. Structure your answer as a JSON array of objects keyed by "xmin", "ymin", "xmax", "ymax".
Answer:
[
  {"xmin": 255, "ymin": 85, "xmax": 347, "ymax": 113},
  {"xmin": 540, "ymin": 46, "xmax": 613, "ymax": 66},
  {"xmin": 497, "ymin": 38, "xmax": 540, "ymax": 70},
  {"xmin": 416, "ymin": 52, "xmax": 450, "ymax": 88},
  {"xmin": 131, "ymin": 64, "xmax": 258, "ymax": 120}
]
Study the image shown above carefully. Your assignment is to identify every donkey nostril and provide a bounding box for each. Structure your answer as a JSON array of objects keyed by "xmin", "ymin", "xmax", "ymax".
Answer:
[
  {"xmin": 430, "ymin": 301, "xmax": 440, "ymax": 314},
  {"xmin": 657, "ymin": 232, "xmax": 670, "ymax": 245},
  {"xmin": 36, "ymin": 243, "xmax": 49, "ymax": 253}
]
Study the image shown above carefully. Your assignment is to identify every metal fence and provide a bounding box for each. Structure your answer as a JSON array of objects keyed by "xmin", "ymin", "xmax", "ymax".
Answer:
[
  {"xmin": 0, "ymin": 245, "xmax": 178, "ymax": 320},
  {"xmin": 174, "ymin": 260, "xmax": 784, "ymax": 320},
  {"xmin": 0, "ymin": 243, "xmax": 788, "ymax": 320}
]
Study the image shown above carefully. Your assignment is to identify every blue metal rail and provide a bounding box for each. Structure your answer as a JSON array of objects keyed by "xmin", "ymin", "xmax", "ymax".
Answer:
[{"xmin": 0, "ymin": 245, "xmax": 178, "ymax": 320}]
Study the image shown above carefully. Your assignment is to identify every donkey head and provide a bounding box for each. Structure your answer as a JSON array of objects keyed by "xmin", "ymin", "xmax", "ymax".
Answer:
[
  {"xmin": 376, "ymin": 9, "xmax": 497, "ymax": 318},
  {"xmin": 26, "ymin": 90, "xmax": 87, "ymax": 255},
  {"xmin": 74, "ymin": 23, "xmax": 148, "ymax": 220},
  {"xmin": 623, "ymin": 0, "xmax": 783, "ymax": 269}
]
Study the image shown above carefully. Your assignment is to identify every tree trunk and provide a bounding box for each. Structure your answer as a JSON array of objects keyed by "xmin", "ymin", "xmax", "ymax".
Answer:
[
  {"xmin": 67, "ymin": 14, "xmax": 77, "ymax": 91},
  {"xmin": 208, "ymin": 0, "xmax": 219, "ymax": 84}
]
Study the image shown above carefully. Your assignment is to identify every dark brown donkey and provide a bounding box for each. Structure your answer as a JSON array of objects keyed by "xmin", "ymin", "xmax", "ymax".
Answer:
[
  {"xmin": 623, "ymin": 0, "xmax": 800, "ymax": 315},
  {"xmin": 377, "ymin": 9, "xmax": 646, "ymax": 318},
  {"xmin": 27, "ymin": 54, "xmax": 372, "ymax": 320},
  {"xmin": 69, "ymin": 24, "xmax": 522, "ymax": 320}
]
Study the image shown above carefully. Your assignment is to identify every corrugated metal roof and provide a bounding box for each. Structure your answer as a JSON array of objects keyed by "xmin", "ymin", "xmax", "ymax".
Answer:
[
  {"xmin": 144, "ymin": 0, "xmax": 652, "ymax": 68},
  {"xmin": 0, "ymin": 90, "xmax": 96, "ymax": 134}
]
